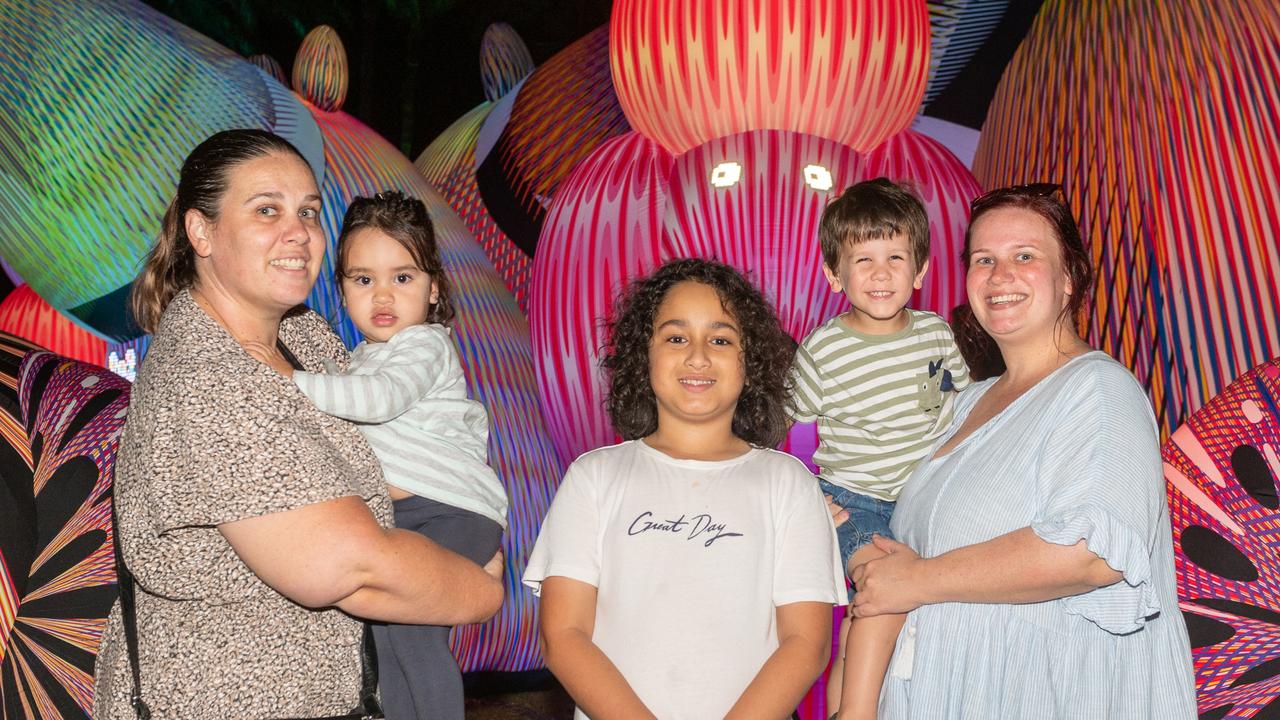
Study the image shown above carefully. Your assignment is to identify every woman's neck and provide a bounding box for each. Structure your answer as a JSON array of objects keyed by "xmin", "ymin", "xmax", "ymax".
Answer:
[
  {"xmin": 190, "ymin": 282, "xmax": 282, "ymax": 348},
  {"xmin": 996, "ymin": 327, "xmax": 1092, "ymax": 392},
  {"xmin": 644, "ymin": 422, "xmax": 750, "ymax": 462}
]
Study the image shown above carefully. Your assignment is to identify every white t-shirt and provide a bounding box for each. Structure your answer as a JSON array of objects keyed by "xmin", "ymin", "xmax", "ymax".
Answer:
[{"xmin": 523, "ymin": 440, "xmax": 847, "ymax": 719}]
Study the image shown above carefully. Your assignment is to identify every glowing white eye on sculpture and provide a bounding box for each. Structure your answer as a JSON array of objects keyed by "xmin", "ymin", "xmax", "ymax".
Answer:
[
  {"xmin": 710, "ymin": 161, "xmax": 742, "ymax": 188},
  {"xmin": 803, "ymin": 164, "xmax": 834, "ymax": 191}
]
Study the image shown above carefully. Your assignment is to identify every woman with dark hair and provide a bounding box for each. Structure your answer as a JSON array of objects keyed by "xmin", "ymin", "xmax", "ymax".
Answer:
[
  {"xmin": 93, "ymin": 129, "xmax": 503, "ymax": 719},
  {"xmin": 849, "ymin": 185, "xmax": 1196, "ymax": 718},
  {"xmin": 524, "ymin": 258, "xmax": 846, "ymax": 719}
]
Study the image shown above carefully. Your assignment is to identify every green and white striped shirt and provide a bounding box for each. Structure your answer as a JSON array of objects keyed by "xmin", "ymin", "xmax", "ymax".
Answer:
[{"xmin": 791, "ymin": 310, "xmax": 969, "ymax": 501}]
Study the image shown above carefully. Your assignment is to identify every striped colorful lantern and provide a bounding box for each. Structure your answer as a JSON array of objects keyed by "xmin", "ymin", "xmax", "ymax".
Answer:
[
  {"xmin": 480, "ymin": 22, "xmax": 534, "ymax": 102},
  {"xmin": 863, "ymin": 129, "xmax": 981, "ymax": 317},
  {"xmin": 1, "ymin": 352, "xmax": 127, "ymax": 720},
  {"xmin": 533, "ymin": 126, "xmax": 980, "ymax": 469},
  {"xmin": 530, "ymin": 131, "xmax": 674, "ymax": 466},
  {"xmin": 923, "ymin": 0, "xmax": 1010, "ymax": 105},
  {"xmin": 480, "ymin": 25, "xmax": 632, "ymax": 261},
  {"xmin": 973, "ymin": 0, "xmax": 1280, "ymax": 436},
  {"xmin": 1165, "ymin": 358, "xmax": 1280, "ymax": 718},
  {"xmin": 0, "ymin": 286, "xmax": 106, "ymax": 368},
  {"xmin": 661, "ymin": 130, "xmax": 867, "ymax": 339},
  {"xmin": 0, "ymin": 0, "xmax": 324, "ymax": 342},
  {"xmin": 419, "ymin": 24, "xmax": 633, "ymax": 310},
  {"xmin": 293, "ymin": 25, "xmax": 348, "ymax": 113},
  {"xmin": 415, "ymin": 103, "xmax": 538, "ymax": 308},
  {"xmin": 291, "ymin": 32, "xmax": 563, "ymax": 672},
  {"xmin": 609, "ymin": 0, "xmax": 931, "ymax": 156},
  {"xmin": 248, "ymin": 53, "xmax": 288, "ymax": 85}
]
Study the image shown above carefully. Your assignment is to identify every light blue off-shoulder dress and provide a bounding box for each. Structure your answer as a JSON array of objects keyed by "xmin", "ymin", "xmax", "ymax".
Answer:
[{"xmin": 880, "ymin": 352, "xmax": 1196, "ymax": 719}]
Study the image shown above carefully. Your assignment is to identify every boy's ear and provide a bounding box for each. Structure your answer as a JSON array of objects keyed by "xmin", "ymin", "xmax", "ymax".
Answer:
[
  {"xmin": 821, "ymin": 263, "xmax": 843, "ymax": 293},
  {"xmin": 912, "ymin": 258, "xmax": 930, "ymax": 290},
  {"xmin": 186, "ymin": 209, "xmax": 213, "ymax": 258}
]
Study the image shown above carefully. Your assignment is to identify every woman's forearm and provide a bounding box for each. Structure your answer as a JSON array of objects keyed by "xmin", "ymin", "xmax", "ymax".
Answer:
[
  {"xmin": 543, "ymin": 629, "xmax": 657, "ymax": 720},
  {"xmin": 916, "ymin": 527, "xmax": 1123, "ymax": 606},
  {"xmin": 221, "ymin": 497, "xmax": 502, "ymax": 625},
  {"xmin": 334, "ymin": 526, "xmax": 502, "ymax": 624}
]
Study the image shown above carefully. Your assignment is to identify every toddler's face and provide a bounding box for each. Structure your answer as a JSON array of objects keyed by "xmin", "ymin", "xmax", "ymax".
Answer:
[
  {"xmin": 822, "ymin": 233, "xmax": 927, "ymax": 335},
  {"xmin": 340, "ymin": 228, "xmax": 438, "ymax": 343}
]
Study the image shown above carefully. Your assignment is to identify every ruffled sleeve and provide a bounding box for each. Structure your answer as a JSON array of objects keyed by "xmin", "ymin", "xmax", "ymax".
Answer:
[
  {"xmin": 1028, "ymin": 358, "xmax": 1166, "ymax": 634},
  {"xmin": 1031, "ymin": 504, "xmax": 1161, "ymax": 633}
]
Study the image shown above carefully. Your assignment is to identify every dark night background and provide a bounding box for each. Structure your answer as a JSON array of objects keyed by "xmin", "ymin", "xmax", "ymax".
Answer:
[
  {"xmin": 143, "ymin": 0, "xmax": 615, "ymax": 157},
  {"xmin": 141, "ymin": 1, "xmax": 1047, "ymax": 161}
]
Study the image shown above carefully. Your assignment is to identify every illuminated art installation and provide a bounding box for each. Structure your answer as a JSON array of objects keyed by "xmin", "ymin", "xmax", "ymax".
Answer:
[
  {"xmin": 0, "ymin": 286, "xmax": 106, "ymax": 368},
  {"xmin": 418, "ymin": 24, "xmax": 631, "ymax": 309},
  {"xmin": 0, "ymin": 347, "xmax": 129, "ymax": 720},
  {"xmin": 974, "ymin": 0, "xmax": 1280, "ymax": 436},
  {"xmin": 0, "ymin": 0, "xmax": 324, "ymax": 343},
  {"xmin": 289, "ymin": 26, "xmax": 563, "ymax": 672},
  {"xmin": 1165, "ymin": 358, "xmax": 1280, "ymax": 719},
  {"xmin": 922, "ymin": 0, "xmax": 1010, "ymax": 104},
  {"xmin": 0, "ymin": 332, "xmax": 37, "ymax": 670},
  {"xmin": 415, "ymin": 23, "xmax": 538, "ymax": 307},
  {"xmin": 531, "ymin": 0, "xmax": 979, "ymax": 469}
]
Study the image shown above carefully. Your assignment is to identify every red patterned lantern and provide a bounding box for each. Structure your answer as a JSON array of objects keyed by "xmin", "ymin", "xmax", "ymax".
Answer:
[
  {"xmin": 0, "ymin": 285, "xmax": 106, "ymax": 367},
  {"xmin": 610, "ymin": 0, "xmax": 930, "ymax": 155}
]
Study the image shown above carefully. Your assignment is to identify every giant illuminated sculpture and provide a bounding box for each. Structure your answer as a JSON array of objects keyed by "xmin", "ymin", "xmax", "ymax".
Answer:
[
  {"xmin": 530, "ymin": 1, "xmax": 981, "ymax": 472},
  {"xmin": 974, "ymin": 0, "xmax": 1280, "ymax": 437}
]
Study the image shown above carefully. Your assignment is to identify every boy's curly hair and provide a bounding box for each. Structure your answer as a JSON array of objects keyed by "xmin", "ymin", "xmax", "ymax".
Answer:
[
  {"xmin": 336, "ymin": 190, "xmax": 454, "ymax": 325},
  {"xmin": 600, "ymin": 257, "xmax": 797, "ymax": 448}
]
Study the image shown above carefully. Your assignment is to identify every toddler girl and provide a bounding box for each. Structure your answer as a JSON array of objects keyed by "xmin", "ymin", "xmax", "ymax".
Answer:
[{"xmin": 291, "ymin": 191, "xmax": 508, "ymax": 720}]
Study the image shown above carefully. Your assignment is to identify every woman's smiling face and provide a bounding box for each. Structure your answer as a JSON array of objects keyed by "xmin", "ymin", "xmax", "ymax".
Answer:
[
  {"xmin": 189, "ymin": 151, "xmax": 324, "ymax": 314},
  {"xmin": 965, "ymin": 206, "xmax": 1073, "ymax": 348}
]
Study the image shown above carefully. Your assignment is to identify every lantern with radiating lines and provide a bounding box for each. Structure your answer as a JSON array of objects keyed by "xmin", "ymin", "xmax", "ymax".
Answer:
[
  {"xmin": 0, "ymin": 0, "xmax": 325, "ymax": 343},
  {"xmin": 531, "ymin": 0, "xmax": 980, "ymax": 473},
  {"xmin": 609, "ymin": 0, "xmax": 931, "ymax": 156},
  {"xmin": 973, "ymin": 0, "xmax": 1280, "ymax": 437},
  {"xmin": 1165, "ymin": 358, "xmax": 1280, "ymax": 719},
  {"xmin": 0, "ymin": 285, "xmax": 106, "ymax": 367}
]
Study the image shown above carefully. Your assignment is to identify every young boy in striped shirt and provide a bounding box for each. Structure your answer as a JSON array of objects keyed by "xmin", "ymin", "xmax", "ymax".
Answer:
[{"xmin": 791, "ymin": 178, "xmax": 969, "ymax": 719}]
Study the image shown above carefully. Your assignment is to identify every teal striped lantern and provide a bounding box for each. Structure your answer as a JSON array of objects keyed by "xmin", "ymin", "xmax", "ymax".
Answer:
[{"xmin": 0, "ymin": 0, "xmax": 324, "ymax": 341}]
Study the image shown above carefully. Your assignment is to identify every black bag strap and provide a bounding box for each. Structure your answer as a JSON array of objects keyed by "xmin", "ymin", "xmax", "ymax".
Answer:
[
  {"xmin": 110, "ymin": 503, "xmax": 152, "ymax": 720},
  {"xmin": 356, "ymin": 624, "xmax": 382, "ymax": 718}
]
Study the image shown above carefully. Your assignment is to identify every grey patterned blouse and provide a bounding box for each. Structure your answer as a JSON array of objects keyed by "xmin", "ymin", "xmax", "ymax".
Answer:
[{"xmin": 93, "ymin": 290, "xmax": 394, "ymax": 719}]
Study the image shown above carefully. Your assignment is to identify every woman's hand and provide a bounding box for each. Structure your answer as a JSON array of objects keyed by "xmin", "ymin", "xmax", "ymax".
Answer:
[{"xmin": 849, "ymin": 535, "xmax": 926, "ymax": 618}]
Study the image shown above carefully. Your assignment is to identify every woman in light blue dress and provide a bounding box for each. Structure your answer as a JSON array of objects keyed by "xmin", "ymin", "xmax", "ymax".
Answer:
[{"xmin": 848, "ymin": 184, "xmax": 1196, "ymax": 719}]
